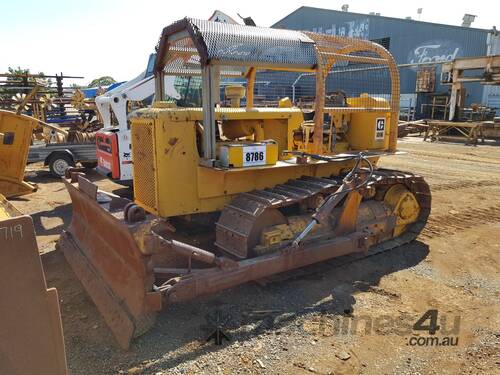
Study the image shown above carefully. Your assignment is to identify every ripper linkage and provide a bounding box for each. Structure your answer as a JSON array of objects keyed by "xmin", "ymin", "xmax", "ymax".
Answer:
[{"xmin": 291, "ymin": 152, "xmax": 374, "ymax": 248}]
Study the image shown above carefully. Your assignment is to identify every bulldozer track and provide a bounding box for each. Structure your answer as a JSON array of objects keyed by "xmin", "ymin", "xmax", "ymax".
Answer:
[
  {"xmin": 431, "ymin": 180, "xmax": 499, "ymax": 192},
  {"xmin": 420, "ymin": 205, "xmax": 500, "ymax": 239},
  {"xmin": 217, "ymin": 168, "xmax": 431, "ymax": 282}
]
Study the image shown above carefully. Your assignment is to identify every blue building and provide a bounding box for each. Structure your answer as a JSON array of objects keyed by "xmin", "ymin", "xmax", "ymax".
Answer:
[{"xmin": 271, "ymin": 6, "xmax": 500, "ymax": 116}]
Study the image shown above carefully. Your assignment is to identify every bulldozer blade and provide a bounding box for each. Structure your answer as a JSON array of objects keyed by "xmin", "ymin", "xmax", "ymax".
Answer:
[
  {"xmin": 0, "ymin": 213, "xmax": 67, "ymax": 375},
  {"xmin": 58, "ymin": 176, "xmax": 162, "ymax": 349},
  {"xmin": 0, "ymin": 110, "xmax": 38, "ymax": 198},
  {"xmin": 0, "ymin": 178, "xmax": 37, "ymax": 198},
  {"xmin": 0, "ymin": 193, "xmax": 21, "ymax": 218}
]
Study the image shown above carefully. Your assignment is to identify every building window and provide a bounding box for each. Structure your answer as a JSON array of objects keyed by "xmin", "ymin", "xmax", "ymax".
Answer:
[{"xmin": 371, "ymin": 37, "xmax": 390, "ymax": 50}]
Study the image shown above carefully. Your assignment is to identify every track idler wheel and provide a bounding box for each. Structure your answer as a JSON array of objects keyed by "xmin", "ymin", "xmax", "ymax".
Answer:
[
  {"xmin": 384, "ymin": 184, "xmax": 420, "ymax": 236},
  {"xmin": 124, "ymin": 203, "xmax": 146, "ymax": 223}
]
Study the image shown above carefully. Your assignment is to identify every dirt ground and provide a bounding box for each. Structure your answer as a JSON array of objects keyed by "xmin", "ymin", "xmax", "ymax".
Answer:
[{"xmin": 12, "ymin": 136, "xmax": 500, "ymax": 375}]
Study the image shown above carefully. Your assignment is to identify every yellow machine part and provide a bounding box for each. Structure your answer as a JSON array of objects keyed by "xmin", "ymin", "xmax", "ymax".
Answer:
[
  {"xmin": 225, "ymin": 85, "xmax": 246, "ymax": 108},
  {"xmin": 345, "ymin": 95, "xmax": 391, "ymax": 150},
  {"xmin": 0, "ymin": 193, "xmax": 21, "ymax": 219},
  {"xmin": 131, "ymin": 107, "xmax": 360, "ymax": 218},
  {"xmin": 259, "ymin": 216, "xmax": 312, "ymax": 248},
  {"xmin": 218, "ymin": 141, "xmax": 278, "ymax": 168},
  {"xmin": 384, "ymin": 184, "xmax": 420, "ymax": 236},
  {"xmin": 278, "ymin": 97, "xmax": 293, "ymax": 108},
  {"xmin": 0, "ymin": 110, "xmax": 38, "ymax": 198}
]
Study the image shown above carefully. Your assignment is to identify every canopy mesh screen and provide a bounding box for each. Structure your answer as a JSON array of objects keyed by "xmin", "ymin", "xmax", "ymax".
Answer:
[{"xmin": 157, "ymin": 18, "xmax": 399, "ymax": 116}]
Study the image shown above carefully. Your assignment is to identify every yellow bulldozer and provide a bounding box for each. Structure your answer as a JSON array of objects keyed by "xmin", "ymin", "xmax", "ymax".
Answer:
[{"xmin": 59, "ymin": 18, "xmax": 431, "ymax": 349}]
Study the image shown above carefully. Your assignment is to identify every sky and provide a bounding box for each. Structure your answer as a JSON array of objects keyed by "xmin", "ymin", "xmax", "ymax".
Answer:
[{"xmin": 0, "ymin": 0, "xmax": 499, "ymax": 85}]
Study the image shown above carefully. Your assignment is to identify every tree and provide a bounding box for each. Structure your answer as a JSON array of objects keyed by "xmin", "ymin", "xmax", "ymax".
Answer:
[
  {"xmin": 8, "ymin": 66, "xmax": 30, "ymax": 76},
  {"xmin": 0, "ymin": 66, "xmax": 31, "ymax": 99},
  {"xmin": 0, "ymin": 66, "xmax": 53, "ymax": 103},
  {"xmin": 2, "ymin": 66, "xmax": 52, "ymax": 89},
  {"xmin": 88, "ymin": 76, "xmax": 116, "ymax": 88}
]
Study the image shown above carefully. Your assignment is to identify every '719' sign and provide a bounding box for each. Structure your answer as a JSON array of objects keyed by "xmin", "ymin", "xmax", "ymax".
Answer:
[{"xmin": 0, "ymin": 224, "xmax": 23, "ymax": 241}]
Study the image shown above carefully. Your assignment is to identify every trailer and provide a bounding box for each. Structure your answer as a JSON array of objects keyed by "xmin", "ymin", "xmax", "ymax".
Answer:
[{"xmin": 28, "ymin": 142, "xmax": 97, "ymax": 177}]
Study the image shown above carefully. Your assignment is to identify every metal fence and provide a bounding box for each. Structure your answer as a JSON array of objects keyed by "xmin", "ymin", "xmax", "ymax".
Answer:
[
  {"xmin": 217, "ymin": 63, "xmax": 470, "ymax": 121},
  {"xmin": 218, "ymin": 61, "xmax": 394, "ymax": 111},
  {"xmin": 0, "ymin": 73, "xmax": 86, "ymax": 126}
]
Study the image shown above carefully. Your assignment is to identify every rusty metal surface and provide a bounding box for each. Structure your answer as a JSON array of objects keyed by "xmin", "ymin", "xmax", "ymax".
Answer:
[
  {"xmin": 61, "ymin": 170, "xmax": 430, "ymax": 349},
  {"xmin": 215, "ymin": 175, "xmax": 342, "ymax": 258},
  {"xmin": 333, "ymin": 191, "xmax": 363, "ymax": 236},
  {"xmin": 216, "ymin": 168, "xmax": 429, "ymax": 259},
  {"xmin": 0, "ymin": 215, "xmax": 67, "ymax": 375},
  {"xmin": 167, "ymin": 231, "xmax": 369, "ymax": 304},
  {"xmin": 416, "ymin": 67, "xmax": 436, "ymax": 93},
  {"xmin": 77, "ymin": 174, "xmax": 97, "ymax": 199},
  {"xmin": 152, "ymin": 233, "xmax": 217, "ymax": 265},
  {"xmin": 167, "ymin": 170, "xmax": 431, "ymax": 303},
  {"xmin": 58, "ymin": 177, "xmax": 161, "ymax": 349}
]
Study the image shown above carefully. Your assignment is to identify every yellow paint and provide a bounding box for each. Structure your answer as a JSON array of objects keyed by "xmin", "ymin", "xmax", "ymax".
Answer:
[
  {"xmin": 259, "ymin": 216, "xmax": 312, "ymax": 247},
  {"xmin": 384, "ymin": 184, "xmax": 420, "ymax": 236},
  {"xmin": 218, "ymin": 141, "xmax": 278, "ymax": 168},
  {"xmin": 261, "ymin": 224, "xmax": 294, "ymax": 247},
  {"xmin": 278, "ymin": 97, "xmax": 293, "ymax": 108},
  {"xmin": 345, "ymin": 96, "xmax": 391, "ymax": 150},
  {"xmin": 0, "ymin": 110, "xmax": 37, "ymax": 198},
  {"xmin": 131, "ymin": 99, "xmax": 389, "ymax": 218},
  {"xmin": 224, "ymin": 85, "xmax": 246, "ymax": 107},
  {"xmin": 0, "ymin": 194, "xmax": 21, "ymax": 220}
]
